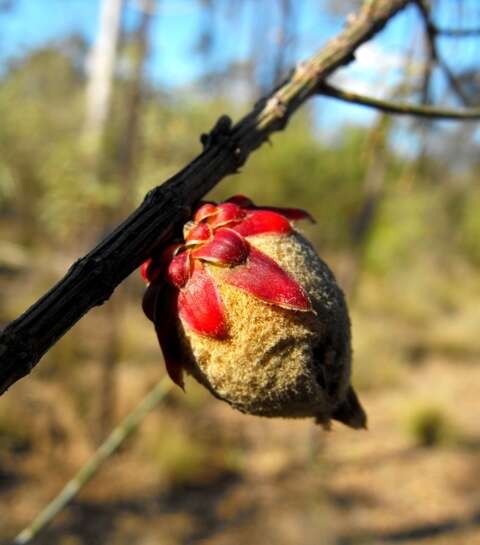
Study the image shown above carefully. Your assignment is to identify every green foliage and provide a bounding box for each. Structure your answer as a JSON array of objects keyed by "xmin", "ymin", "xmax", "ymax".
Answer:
[
  {"xmin": 457, "ymin": 186, "xmax": 480, "ymax": 265},
  {"xmin": 403, "ymin": 403, "xmax": 453, "ymax": 448},
  {"xmin": 0, "ymin": 39, "xmax": 96, "ymax": 242},
  {"xmin": 0, "ymin": 38, "xmax": 477, "ymax": 276},
  {"xmin": 364, "ymin": 186, "xmax": 434, "ymax": 273},
  {"xmin": 0, "ymin": 402, "xmax": 32, "ymax": 453}
]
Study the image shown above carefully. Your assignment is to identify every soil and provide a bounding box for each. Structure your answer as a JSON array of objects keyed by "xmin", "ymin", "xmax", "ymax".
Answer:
[{"xmin": 1, "ymin": 357, "xmax": 480, "ymax": 545}]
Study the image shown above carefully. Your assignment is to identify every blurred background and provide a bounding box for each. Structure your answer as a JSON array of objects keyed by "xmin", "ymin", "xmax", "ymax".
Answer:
[{"xmin": 1, "ymin": 0, "xmax": 480, "ymax": 544}]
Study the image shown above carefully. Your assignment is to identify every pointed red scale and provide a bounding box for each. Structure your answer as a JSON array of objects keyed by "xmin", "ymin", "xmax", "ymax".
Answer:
[
  {"xmin": 192, "ymin": 227, "xmax": 249, "ymax": 266},
  {"xmin": 194, "ymin": 202, "xmax": 218, "ymax": 223},
  {"xmin": 233, "ymin": 210, "xmax": 292, "ymax": 237},
  {"xmin": 262, "ymin": 206, "xmax": 315, "ymax": 223},
  {"xmin": 209, "ymin": 202, "xmax": 245, "ymax": 228},
  {"xmin": 185, "ymin": 222, "xmax": 212, "ymax": 245},
  {"xmin": 178, "ymin": 264, "xmax": 228, "ymax": 338},
  {"xmin": 167, "ymin": 251, "xmax": 192, "ymax": 288},
  {"xmin": 143, "ymin": 284, "xmax": 186, "ymax": 389},
  {"xmin": 223, "ymin": 246, "xmax": 311, "ymax": 311}
]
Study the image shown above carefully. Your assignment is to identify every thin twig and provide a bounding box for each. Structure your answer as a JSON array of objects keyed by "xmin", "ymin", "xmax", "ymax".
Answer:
[
  {"xmin": 436, "ymin": 27, "xmax": 480, "ymax": 38},
  {"xmin": 416, "ymin": 0, "xmax": 435, "ymax": 103},
  {"xmin": 415, "ymin": 0, "xmax": 472, "ymax": 106},
  {"xmin": 12, "ymin": 377, "xmax": 172, "ymax": 545},
  {"xmin": 0, "ymin": 0, "xmax": 413, "ymax": 395},
  {"xmin": 319, "ymin": 83, "xmax": 480, "ymax": 119}
]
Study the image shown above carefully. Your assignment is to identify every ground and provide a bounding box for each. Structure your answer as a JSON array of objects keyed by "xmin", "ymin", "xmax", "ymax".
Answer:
[{"xmin": 1, "ymin": 354, "xmax": 480, "ymax": 545}]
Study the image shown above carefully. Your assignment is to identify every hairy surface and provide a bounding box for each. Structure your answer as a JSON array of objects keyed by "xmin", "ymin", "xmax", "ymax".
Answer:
[{"xmin": 179, "ymin": 230, "xmax": 366, "ymax": 428}]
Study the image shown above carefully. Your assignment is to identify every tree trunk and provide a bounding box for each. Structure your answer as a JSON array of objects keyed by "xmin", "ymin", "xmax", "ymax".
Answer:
[{"xmin": 85, "ymin": 0, "xmax": 124, "ymax": 147}]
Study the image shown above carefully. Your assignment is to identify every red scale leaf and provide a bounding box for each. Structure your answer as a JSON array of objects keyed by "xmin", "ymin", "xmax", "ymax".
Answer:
[
  {"xmin": 233, "ymin": 210, "xmax": 292, "ymax": 237},
  {"xmin": 185, "ymin": 222, "xmax": 212, "ymax": 245},
  {"xmin": 143, "ymin": 283, "xmax": 186, "ymax": 389},
  {"xmin": 141, "ymin": 195, "xmax": 316, "ymax": 386},
  {"xmin": 192, "ymin": 228, "xmax": 249, "ymax": 266},
  {"xmin": 209, "ymin": 202, "xmax": 244, "ymax": 228},
  {"xmin": 194, "ymin": 202, "xmax": 218, "ymax": 223},
  {"xmin": 167, "ymin": 251, "xmax": 192, "ymax": 288},
  {"xmin": 178, "ymin": 263, "xmax": 228, "ymax": 338},
  {"xmin": 223, "ymin": 246, "xmax": 311, "ymax": 311}
]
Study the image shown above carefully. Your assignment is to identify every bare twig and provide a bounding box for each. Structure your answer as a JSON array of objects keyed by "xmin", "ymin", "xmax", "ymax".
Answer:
[
  {"xmin": 319, "ymin": 83, "xmax": 480, "ymax": 119},
  {"xmin": 435, "ymin": 27, "xmax": 480, "ymax": 38},
  {"xmin": 13, "ymin": 377, "xmax": 172, "ymax": 545},
  {"xmin": 415, "ymin": 0, "xmax": 435, "ymax": 103},
  {"xmin": 0, "ymin": 0, "xmax": 412, "ymax": 395},
  {"xmin": 415, "ymin": 0, "xmax": 472, "ymax": 106}
]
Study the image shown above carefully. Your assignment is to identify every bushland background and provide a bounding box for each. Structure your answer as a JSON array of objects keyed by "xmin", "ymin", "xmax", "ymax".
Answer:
[{"xmin": 1, "ymin": 1, "xmax": 480, "ymax": 544}]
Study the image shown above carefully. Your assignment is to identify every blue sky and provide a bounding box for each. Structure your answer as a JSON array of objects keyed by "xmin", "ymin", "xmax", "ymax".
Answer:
[
  {"xmin": 1, "ymin": 0, "xmax": 352, "ymax": 86},
  {"xmin": 0, "ymin": 0, "xmax": 478, "ymax": 142},
  {"xmin": 0, "ymin": 1, "xmax": 418, "ymax": 83}
]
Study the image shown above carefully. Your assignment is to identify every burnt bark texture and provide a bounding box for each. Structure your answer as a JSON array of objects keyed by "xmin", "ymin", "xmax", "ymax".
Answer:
[{"xmin": 0, "ymin": 0, "xmax": 411, "ymax": 395}]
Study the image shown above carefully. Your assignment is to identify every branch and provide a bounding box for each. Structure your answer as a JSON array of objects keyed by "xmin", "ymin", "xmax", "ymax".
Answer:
[
  {"xmin": 13, "ymin": 378, "xmax": 172, "ymax": 545},
  {"xmin": 0, "ymin": 0, "xmax": 412, "ymax": 395},
  {"xmin": 436, "ymin": 27, "xmax": 480, "ymax": 38},
  {"xmin": 415, "ymin": 0, "xmax": 435, "ymax": 103},
  {"xmin": 319, "ymin": 83, "xmax": 480, "ymax": 120},
  {"xmin": 414, "ymin": 0, "xmax": 480, "ymax": 38},
  {"xmin": 415, "ymin": 0, "xmax": 472, "ymax": 106}
]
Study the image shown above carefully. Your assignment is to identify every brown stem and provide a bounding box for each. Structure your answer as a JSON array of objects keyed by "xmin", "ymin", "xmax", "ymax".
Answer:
[
  {"xmin": 0, "ymin": 0, "xmax": 412, "ymax": 395},
  {"xmin": 415, "ymin": 0, "xmax": 472, "ymax": 106},
  {"xmin": 320, "ymin": 83, "xmax": 480, "ymax": 119},
  {"xmin": 436, "ymin": 27, "xmax": 480, "ymax": 37}
]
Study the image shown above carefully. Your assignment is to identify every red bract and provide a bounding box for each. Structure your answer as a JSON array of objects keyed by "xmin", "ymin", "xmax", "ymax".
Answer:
[{"xmin": 141, "ymin": 195, "xmax": 313, "ymax": 388}]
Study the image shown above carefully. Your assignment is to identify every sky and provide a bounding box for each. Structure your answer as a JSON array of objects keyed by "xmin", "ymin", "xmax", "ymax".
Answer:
[
  {"xmin": 0, "ymin": 0, "xmax": 358, "ymax": 86},
  {"xmin": 0, "ymin": 0, "xmax": 478, "ymax": 146}
]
